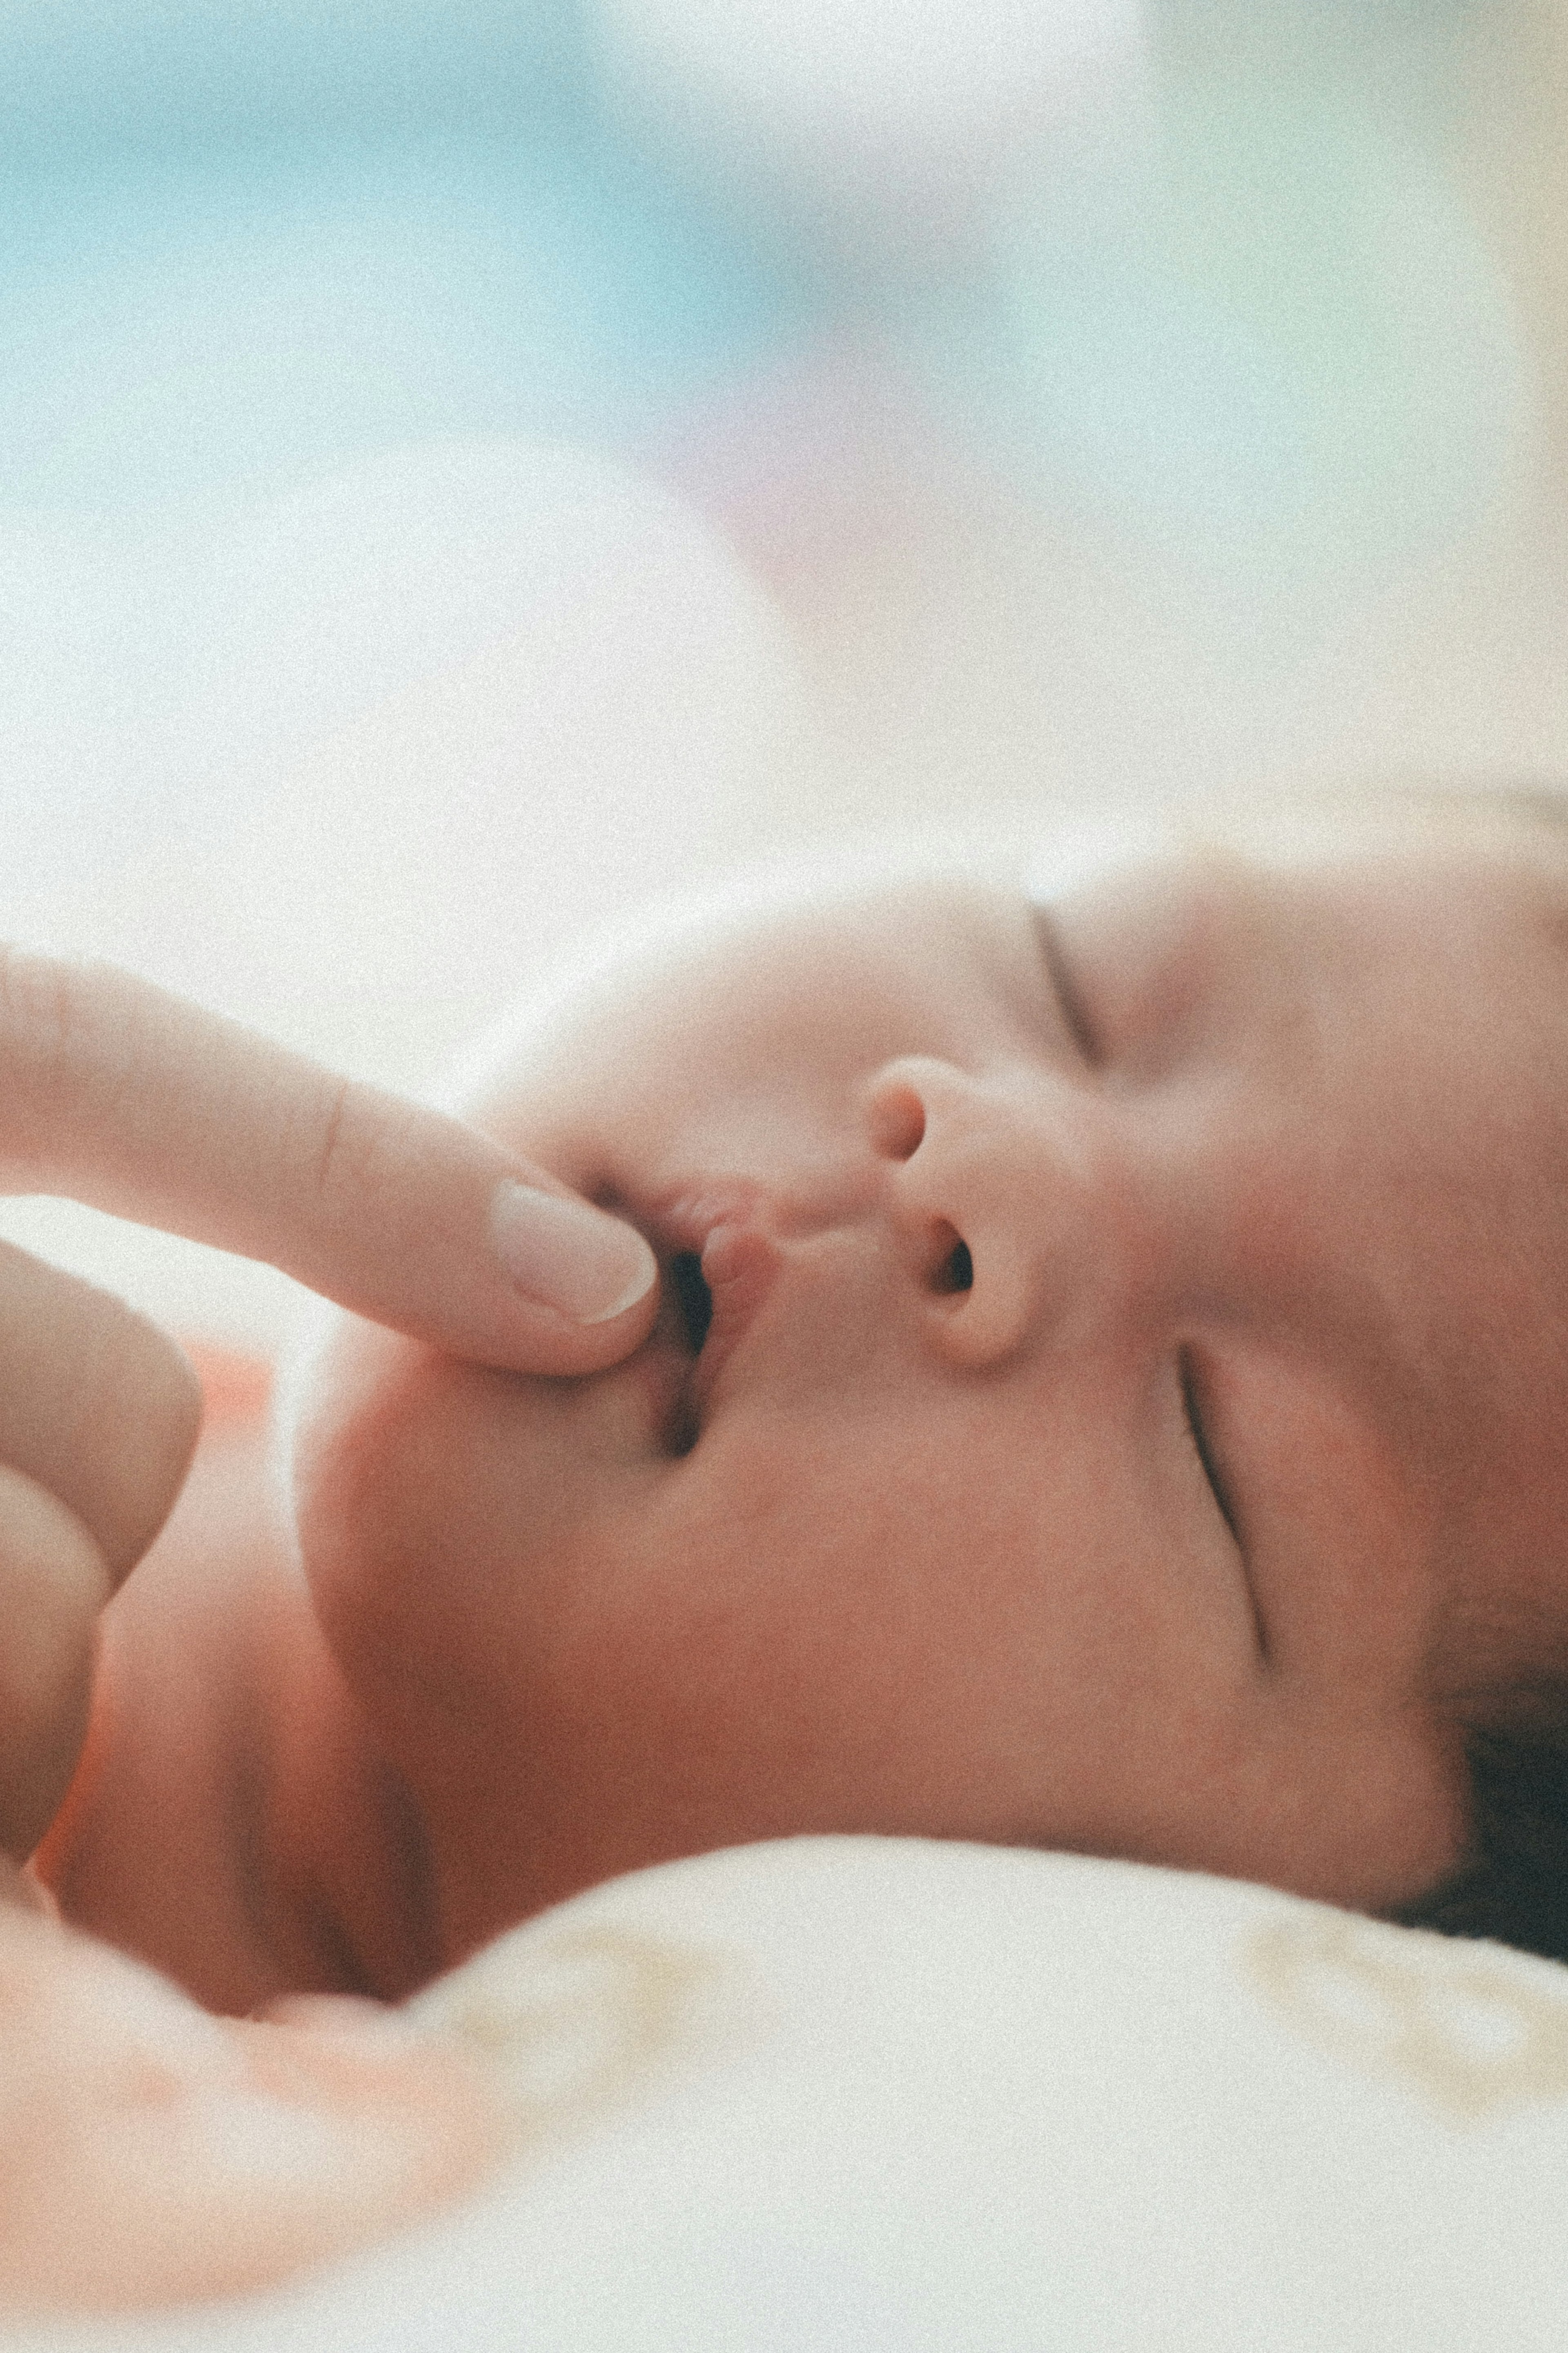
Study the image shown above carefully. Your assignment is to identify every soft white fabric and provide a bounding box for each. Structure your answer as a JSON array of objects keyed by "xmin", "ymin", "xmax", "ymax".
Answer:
[{"xmin": 15, "ymin": 1836, "xmax": 1568, "ymax": 2351}]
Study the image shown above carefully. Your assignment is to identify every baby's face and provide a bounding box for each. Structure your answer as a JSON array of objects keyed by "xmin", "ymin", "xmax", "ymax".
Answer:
[{"xmin": 294, "ymin": 808, "xmax": 1568, "ymax": 1971}]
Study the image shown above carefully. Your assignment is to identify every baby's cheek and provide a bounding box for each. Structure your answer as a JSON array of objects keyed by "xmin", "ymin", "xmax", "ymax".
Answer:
[
  {"xmin": 290, "ymin": 1324, "xmax": 455, "ymax": 1702},
  {"xmin": 293, "ymin": 1326, "xmax": 591, "ymax": 1743},
  {"xmin": 289, "ymin": 1328, "xmax": 581, "ymax": 1940}
]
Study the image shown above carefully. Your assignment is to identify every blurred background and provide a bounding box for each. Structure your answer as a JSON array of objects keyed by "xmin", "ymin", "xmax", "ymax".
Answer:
[{"xmin": 1, "ymin": 0, "xmax": 1565, "ymax": 1346}]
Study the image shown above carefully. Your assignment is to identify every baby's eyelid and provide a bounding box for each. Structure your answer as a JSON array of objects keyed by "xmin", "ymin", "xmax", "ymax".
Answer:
[
  {"xmin": 1179, "ymin": 1348, "xmax": 1270, "ymax": 1665},
  {"xmin": 1032, "ymin": 906, "xmax": 1100, "ymax": 1067}
]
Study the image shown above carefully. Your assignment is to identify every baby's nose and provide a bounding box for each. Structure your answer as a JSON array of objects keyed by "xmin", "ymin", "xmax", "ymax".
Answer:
[{"xmin": 862, "ymin": 1055, "xmax": 1109, "ymax": 1369}]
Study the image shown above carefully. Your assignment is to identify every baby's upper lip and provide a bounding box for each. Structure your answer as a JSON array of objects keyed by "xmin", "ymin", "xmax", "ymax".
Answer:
[{"xmin": 641, "ymin": 1181, "xmax": 782, "ymax": 1434}]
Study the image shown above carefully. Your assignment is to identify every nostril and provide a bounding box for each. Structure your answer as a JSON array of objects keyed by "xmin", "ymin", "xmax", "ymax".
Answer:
[
  {"xmin": 926, "ymin": 1227, "xmax": 973, "ymax": 1294},
  {"xmin": 868, "ymin": 1081, "xmax": 926, "ymax": 1162}
]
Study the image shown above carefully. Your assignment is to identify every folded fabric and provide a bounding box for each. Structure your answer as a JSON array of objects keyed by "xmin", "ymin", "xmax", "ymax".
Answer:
[{"xmin": 20, "ymin": 1834, "xmax": 1567, "ymax": 2352}]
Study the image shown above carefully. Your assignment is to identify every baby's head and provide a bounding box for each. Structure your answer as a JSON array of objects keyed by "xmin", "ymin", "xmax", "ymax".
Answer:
[{"xmin": 290, "ymin": 786, "xmax": 1568, "ymax": 1979}]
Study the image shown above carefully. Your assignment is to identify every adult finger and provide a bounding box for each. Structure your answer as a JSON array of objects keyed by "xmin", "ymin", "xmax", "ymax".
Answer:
[
  {"xmin": 0, "ymin": 1463, "xmax": 110, "ymax": 1859},
  {"xmin": 0, "ymin": 950, "xmax": 658, "ymax": 1376},
  {"xmin": 0, "ymin": 1245, "xmax": 201, "ymax": 1865},
  {"xmin": 0, "ymin": 1240, "xmax": 202, "ymax": 1587}
]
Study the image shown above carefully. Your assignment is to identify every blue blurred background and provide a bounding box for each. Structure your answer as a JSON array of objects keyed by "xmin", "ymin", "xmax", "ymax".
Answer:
[{"xmin": 1, "ymin": 0, "xmax": 1564, "ymax": 1339}]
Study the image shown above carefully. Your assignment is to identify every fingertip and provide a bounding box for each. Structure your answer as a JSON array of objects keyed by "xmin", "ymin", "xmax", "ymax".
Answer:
[
  {"xmin": 577, "ymin": 1236, "xmax": 661, "ymax": 1327},
  {"xmin": 490, "ymin": 1255, "xmax": 662, "ymax": 1378},
  {"xmin": 488, "ymin": 1183, "xmax": 658, "ymax": 1331},
  {"xmin": 566, "ymin": 1250, "xmax": 664, "ymax": 1358}
]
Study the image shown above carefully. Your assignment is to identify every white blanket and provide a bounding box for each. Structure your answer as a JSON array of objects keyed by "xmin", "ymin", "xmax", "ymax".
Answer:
[{"xmin": 13, "ymin": 1836, "xmax": 1567, "ymax": 2352}]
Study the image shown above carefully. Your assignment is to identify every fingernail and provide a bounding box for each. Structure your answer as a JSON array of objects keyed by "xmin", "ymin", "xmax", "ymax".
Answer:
[{"xmin": 488, "ymin": 1182, "xmax": 657, "ymax": 1324}]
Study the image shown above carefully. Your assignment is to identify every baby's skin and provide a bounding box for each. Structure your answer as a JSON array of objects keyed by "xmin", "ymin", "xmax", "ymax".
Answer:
[
  {"xmin": 5, "ymin": 788, "xmax": 1568, "ymax": 2313},
  {"xmin": 36, "ymin": 791, "xmax": 1568, "ymax": 2036},
  {"xmin": 0, "ymin": 948, "xmax": 669, "ymax": 2308}
]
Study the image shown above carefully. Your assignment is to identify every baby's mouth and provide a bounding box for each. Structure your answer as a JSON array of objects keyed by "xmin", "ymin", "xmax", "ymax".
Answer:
[
  {"xmin": 663, "ymin": 1251, "xmax": 712, "ymax": 1457},
  {"xmin": 613, "ymin": 1184, "xmax": 780, "ymax": 1456},
  {"xmin": 668, "ymin": 1251, "xmax": 714, "ymax": 1355}
]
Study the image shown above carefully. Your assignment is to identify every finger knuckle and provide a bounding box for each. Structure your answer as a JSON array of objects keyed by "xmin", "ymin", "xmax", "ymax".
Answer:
[
  {"xmin": 0, "ymin": 1474, "xmax": 102, "ymax": 1856},
  {"xmin": 0, "ymin": 946, "xmax": 104, "ymax": 1135},
  {"xmin": 0, "ymin": 1478, "xmax": 104, "ymax": 1720},
  {"xmin": 0, "ymin": 1254, "xmax": 203, "ymax": 1585},
  {"xmin": 116, "ymin": 1318, "xmax": 203, "ymax": 1523},
  {"xmin": 310, "ymin": 1076, "xmax": 378, "ymax": 1208},
  {"xmin": 0, "ymin": 942, "xmax": 76, "ymax": 1052},
  {"xmin": 72, "ymin": 1309, "xmax": 202, "ymax": 1582}
]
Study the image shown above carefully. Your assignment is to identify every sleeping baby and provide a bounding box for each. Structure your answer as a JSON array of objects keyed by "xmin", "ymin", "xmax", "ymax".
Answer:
[{"xmin": 6, "ymin": 778, "xmax": 1568, "ymax": 2311}]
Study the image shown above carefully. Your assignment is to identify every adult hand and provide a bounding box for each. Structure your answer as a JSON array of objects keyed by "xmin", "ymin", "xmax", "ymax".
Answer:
[{"xmin": 0, "ymin": 947, "xmax": 660, "ymax": 1858}]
